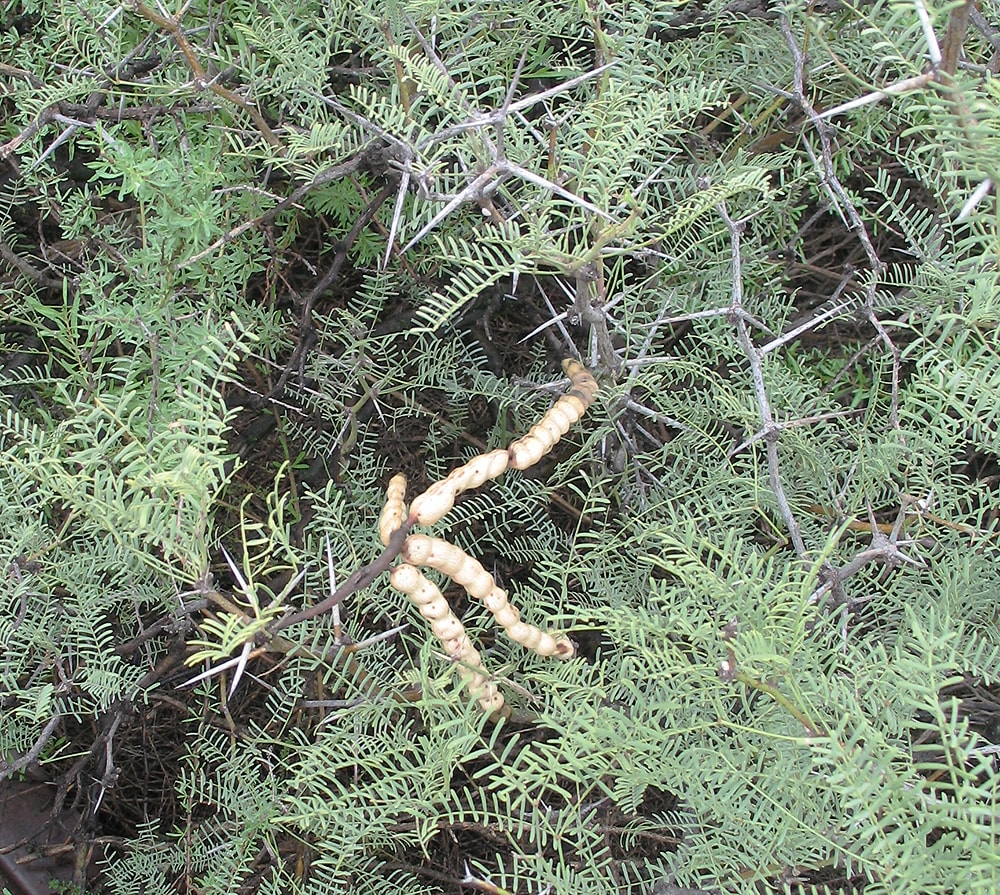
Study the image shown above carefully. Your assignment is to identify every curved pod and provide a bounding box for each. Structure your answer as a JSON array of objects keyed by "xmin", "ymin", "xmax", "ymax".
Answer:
[
  {"xmin": 388, "ymin": 562, "xmax": 507, "ymax": 715},
  {"xmin": 379, "ymin": 473, "xmax": 409, "ymax": 547},
  {"xmin": 410, "ymin": 449, "xmax": 510, "ymax": 525},
  {"xmin": 403, "ymin": 535, "xmax": 575, "ymax": 659},
  {"xmin": 508, "ymin": 358, "xmax": 599, "ymax": 470}
]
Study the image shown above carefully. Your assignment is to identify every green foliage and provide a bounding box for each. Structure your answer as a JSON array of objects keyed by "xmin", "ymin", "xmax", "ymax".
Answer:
[{"xmin": 2, "ymin": 0, "xmax": 1000, "ymax": 893}]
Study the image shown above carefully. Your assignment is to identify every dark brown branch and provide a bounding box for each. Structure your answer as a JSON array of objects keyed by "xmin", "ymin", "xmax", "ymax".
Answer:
[
  {"xmin": 266, "ymin": 181, "xmax": 395, "ymax": 399},
  {"xmin": 0, "ymin": 240, "xmax": 66, "ymax": 290},
  {"xmin": 269, "ymin": 517, "xmax": 414, "ymax": 634},
  {"xmin": 179, "ymin": 152, "xmax": 373, "ymax": 267}
]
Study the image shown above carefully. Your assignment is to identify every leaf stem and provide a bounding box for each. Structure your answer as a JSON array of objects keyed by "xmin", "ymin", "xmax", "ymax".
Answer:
[{"xmin": 734, "ymin": 671, "xmax": 826, "ymax": 737}]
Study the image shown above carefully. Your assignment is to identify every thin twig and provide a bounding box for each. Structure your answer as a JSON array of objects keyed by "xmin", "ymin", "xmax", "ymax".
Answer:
[
  {"xmin": 266, "ymin": 182, "xmax": 394, "ymax": 399},
  {"xmin": 0, "ymin": 712, "xmax": 62, "ymax": 778},
  {"xmin": 758, "ymin": 276, "xmax": 854, "ymax": 356},
  {"xmin": 810, "ymin": 501, "xmax": 927, "ymax": 608},
  {"xmin": 180, "ymin": 152, "xmax": 370, "ymax": 267},
  {"xmin": 130, "ymin": 0, "xmax": 281, "ymax": 147},
  {"xmin": 779, "ymin": 17, "xmax": 900, "ymax": 430},
  {"xmin": 0, "ymin": 239, "xmax": 66, "ymax": 289},
  {"xmin": 718, "ymin": 201, "xmax": 807, "ymax": 557},
  {"xmin": 379, "ymin": 19, "xmax": 618, "ymax": 255}
]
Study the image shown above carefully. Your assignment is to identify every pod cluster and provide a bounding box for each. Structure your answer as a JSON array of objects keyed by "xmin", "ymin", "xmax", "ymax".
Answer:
[{"xmin": 381, "ymin": 359, "xmax": 598, "ymax": 717}]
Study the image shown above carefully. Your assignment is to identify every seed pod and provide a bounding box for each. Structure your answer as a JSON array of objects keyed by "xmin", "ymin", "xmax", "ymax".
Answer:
[
  {"xmin": 389, "ymin": 562, "xmax": 507, "ymax": 716},
  {"xmin": 493, "ymin": 604, "xmax": 519, "ymax": 628},
  {"xmin": 402, "ymin": 535, "xmax": 481, "ymax": 584},
  {"xmin": 403, "ymin": 534, "xmax": 575, "ymax": 660},
  {"xmin": 410, "ymin": 449, "xmax": 510, "ymax": 525},
  {"xmin": 404, "ymin": 535, "xmax": 495, "ymax": 599},
  {"xmin": 508, "ymin": 359, "xmax": 598, "ymax": 470},
  {"xmin": 379, "ymin": 474, "xmax": 409, "ymax": 547},
  {"xmin": 391, "ymin": 564, "xmax": 463, "ymax": 647},
  {"xmin": 376, "ymin": 361, "xmax": 591, "ymax": 715},
  {"xmin": 563, "ymin": 357, "xmax": 599, "ymax": 405}
]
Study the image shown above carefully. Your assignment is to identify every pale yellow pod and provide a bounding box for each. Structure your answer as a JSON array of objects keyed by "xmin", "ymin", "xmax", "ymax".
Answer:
[
  {"xmin": 551, "ymin": 633, "xmax": 575, "ymax": 658},
  {"xmin": 461, "ymin": 568, "xmax": 495, "ymax": 600},
  {"xmin": 482, "ymin": 588, "xmax": 512, "ymax": 614},
  {"xmin": 456, "ymin": 651, "xmax": 507, "ymax": 716},
  {"xmin": 547, "ymin": 400, "xmax": 581, "ymax": 432},
  {"xmin": 508, "ymin": 433, "xmax": 550, "ymax": 470},
  {"xmin": 563, "ymin": 358, "xmax": 599, "ymax": 405},
  {"xmin": 409, "ymin": 536, "xmax": 573, "ymax": 660},
  {"xmin": 417, "ymin": 537, "xmax": 489, "ymax": 591},
  {"xmin": 459, "ymin": 449, "xmax": 510, "ymax": 487},
  {"xmin": 533, "ymin": 632, "xmax": 556, "ymax": 654},
  {"xmin": 431, "ymin": 615, "xmax": 465, "ymax": 642},
  {"xmin": 428, "ymin": 540, "xmax": 474, "ymax": 579},
  {"xmin": 564, "ymin": 395, "xmax": 588, "ymax": 419},
  {"xmin": 524, "ymin": 629, "xmax": 548, "ymax": 653},
  {"xmin": 471, "ymin": 683, "xmax": 506, "ymax": 714},
  {"xmin": 390, "ymin": 563, "xmax": 431, "ymax": 601},
  {"xmin": 452, "ymin": 640, "xmax": 507, "ymax": 716},
  {"xmin": 410, "ymin": 449, "xmax": 510, "ymax": 524},
  {"xmin": 459, "ymin": 642, "xmax": 483, "ymax": 667},
  {"xmin": 408, "ymin": 487, "xmax": 456, "ymax": 527},
  {"xmin": 508, "ymin": 359, "xmax": 598, "ymax": 470},
  {"xmin": 390, "ymin": 564, "xmax": 464, "ymax": 647},
  {"xmin": 417, "ymin": 599, "xmax": 451, "ymax": 621},
  {"xmin": 379, "ymin": 361, "xmax": 596, "ymax": 716},
  {"xmin": 404, "ymin": 535, "xmax": 485, "ymax": 587},
  {"xmin": 533, "ymin": 634, "xmax": 559, "ymax": 657},
  {"xmin": 507, "ymin": 413, "xmax": 563, "ymax": 468},
  {"xmin": 387, "ymin": 560, "xmax": 509, "ymax": 717},
  {"xmin": 389, "ymin": 562, "xmax": 416, "ymax": 592},
  {"xmin": 493, "ymin": 604, "xmax": 520, "ymax": 628},
  {"xmin": 503, "ymin": 621, "xmax": 575, "ymax": 659},
  {"xmin": 461, "ymin": 664, "xmax": 485, "ymax": 686},
  {"xmin": 541, "ymin": 402, "xmax": 572, "ymax": 435},
  {"xmin": 506, "ymin": 621, "xmax": 535, "ymax": 647},
  {"xmin": 379, "ymin": 473, "xmax": 409, "ymax": 546},
  {"xmin": 523, "ymin": 422, "xmax": 556, "ymax": 451},
  {"xmin": 401, "ymin": 533, "xmax": 435, "ymax": 566},
  {"xmin": 439, "ymin": 635, "xmax": 468, "ymax": 656},
  {"xmin": 537, "ymin": 415, "xmax": 565, "ymax": 440}
]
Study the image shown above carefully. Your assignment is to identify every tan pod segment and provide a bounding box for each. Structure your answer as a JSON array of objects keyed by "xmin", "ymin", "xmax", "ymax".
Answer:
[
  {"xmin": 378, "ymin": 473, "xmax": 409, "ymax": 547},
  {"xmin": 403, "ymin": 534, "xmax": 575, "ymax": 659},
  {"xmin": 409, "ymin": 449, "xmax": 510, "ymax": 525},
  {"xmin": 508, "ymin": 359, "xmax": 599, "ymax": 469},
  {"xmin": 389, "ymin": 563, "xmax": 507, "ymax": 717}
]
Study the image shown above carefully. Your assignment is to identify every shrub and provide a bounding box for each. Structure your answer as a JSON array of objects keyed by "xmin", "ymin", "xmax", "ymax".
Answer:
[{"xmin": 1, "ymin": 1, "xmax": 998, "ymax": 893}]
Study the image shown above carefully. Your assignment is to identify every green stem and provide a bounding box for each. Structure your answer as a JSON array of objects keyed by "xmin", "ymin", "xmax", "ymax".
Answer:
[{"xmin": 735, "ymin": 671, "xmax": 826, "ymax": 737}]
